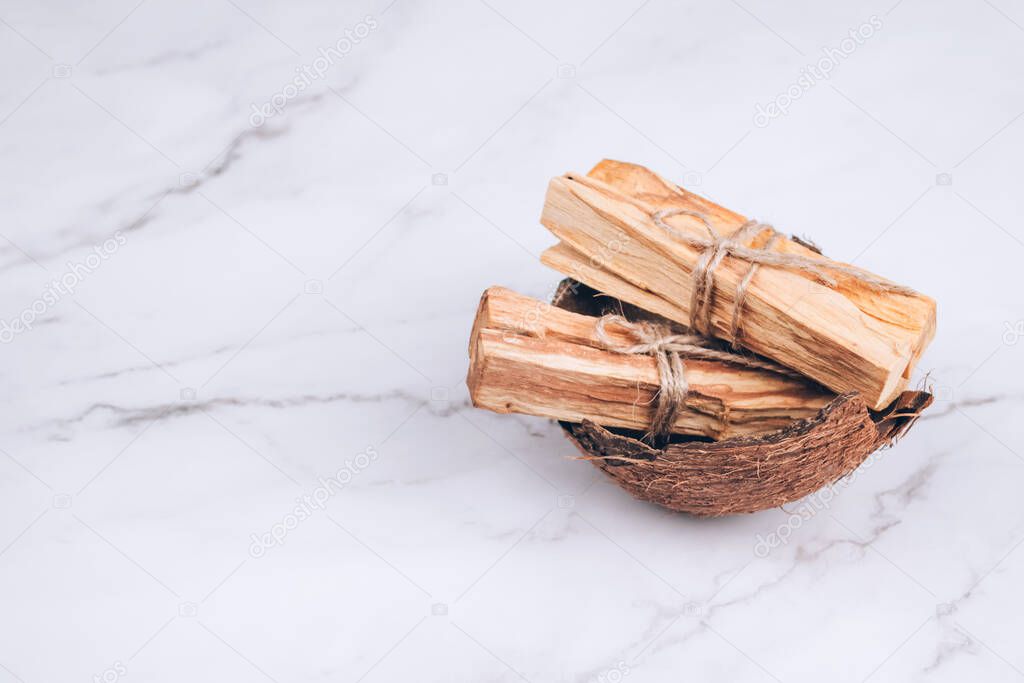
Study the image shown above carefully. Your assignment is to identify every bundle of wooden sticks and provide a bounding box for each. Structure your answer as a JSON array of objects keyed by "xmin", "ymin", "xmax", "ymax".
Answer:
[{"xmin": 468, "ymin": 160, "xmax": 936, "ymax": 446}]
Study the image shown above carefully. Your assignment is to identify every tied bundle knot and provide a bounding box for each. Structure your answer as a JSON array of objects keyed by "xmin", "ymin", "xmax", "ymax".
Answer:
[
  {"xmin": 595, "ymin": 314, "xmax": 803, "ymax": 446},
  {"xmin": 650, "ymin": 208, "xmax": 918, "ymax": 344}
]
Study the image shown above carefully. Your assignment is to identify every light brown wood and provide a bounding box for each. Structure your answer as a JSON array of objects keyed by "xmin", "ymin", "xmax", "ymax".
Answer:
[
  {"xmin": 468, "ymin": 287, "xmax": 834, "ymax": 440},
  {"xmin": 538, "ymin": 160, "xmax": 936, "ymax": 410},
  {"xmin": 540, "ymin": 242, "xmax": 688, "ymax": 324}
]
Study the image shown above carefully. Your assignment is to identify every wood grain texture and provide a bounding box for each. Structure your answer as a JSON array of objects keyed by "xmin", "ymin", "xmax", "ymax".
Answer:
[
  {"xmin": 467, "ymin": 286, "xmax": 834, "ymax": 440},
  {"xmin": 549, "ymin": 278, "xmax": 934, "ymax": 516},
  {"xmin": 539, "ymin": 160, "xmax": 936, "ymax": 410}
]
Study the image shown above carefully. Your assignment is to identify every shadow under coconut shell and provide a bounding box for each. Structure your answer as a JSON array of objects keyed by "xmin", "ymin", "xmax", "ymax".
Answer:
[{"xmin": 552, "ymin": 279, "xmax": 933, "ymax": 517}]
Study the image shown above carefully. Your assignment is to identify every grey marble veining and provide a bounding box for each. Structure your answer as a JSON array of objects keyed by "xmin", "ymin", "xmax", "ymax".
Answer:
[{"xmin": 1, "ymin": 0, "xmax": 1023, "ymax": 681}]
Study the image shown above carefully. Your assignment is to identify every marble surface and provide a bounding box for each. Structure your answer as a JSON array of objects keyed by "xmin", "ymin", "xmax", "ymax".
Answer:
[{"xmin": 1, "ymin": 0, "xmax": 1023, "ymax": 681}]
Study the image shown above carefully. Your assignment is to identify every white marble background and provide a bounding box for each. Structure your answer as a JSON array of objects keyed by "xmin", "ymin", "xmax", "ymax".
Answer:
[{"xmin": 0, "ymin": 0, "xmax": 1022, "ymax": 681}]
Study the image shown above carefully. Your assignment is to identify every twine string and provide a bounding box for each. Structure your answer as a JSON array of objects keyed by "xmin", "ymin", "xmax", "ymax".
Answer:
[
  {"xmin": 595, "ymin": 314, "xmax": 804, "ymax": 445},
  {"xmin": 730, "ymin": 230, "xmax": 781, "ymax": 350},
  {"xmin": 650, "ymin": 208, "xmax": 918, "ymax": 341}
]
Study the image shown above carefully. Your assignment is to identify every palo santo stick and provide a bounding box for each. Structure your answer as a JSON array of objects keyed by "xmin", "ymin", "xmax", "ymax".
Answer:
[
  {"xmin": 588, "ymin": 160, "xmax": 938, "ymax": 351},
  {"xmin": 539, "ymin": 160, "xmax": 936, "ymax": 410},
  {"xmin": 540, "ymin": 242, "xmax": 688, "ymax": 324},
  {"xmin": 539, "ymin": 235, "xmax": 706, "ymax": 363},
  {"xmin": 468, "ymin": 287, "xmax": 833, "ymax": 440}
]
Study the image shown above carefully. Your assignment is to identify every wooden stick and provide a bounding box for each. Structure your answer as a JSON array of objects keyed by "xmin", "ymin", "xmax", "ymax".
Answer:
[
  {"xmin": 539, "ymin": 160, "xmax": 936, "ymax": 410},
  {"xmin": 540, "ymin": 242, "xmax": 688, "ymax": 324},
  {"xmin": 468, "ymin": 287, "xmax": 834, "ymax": 440}
]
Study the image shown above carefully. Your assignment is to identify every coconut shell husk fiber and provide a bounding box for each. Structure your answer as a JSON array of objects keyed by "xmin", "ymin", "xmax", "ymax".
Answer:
[{"xmin": 552, "ymin": 279, "xmax": 933, "ymax": 517}]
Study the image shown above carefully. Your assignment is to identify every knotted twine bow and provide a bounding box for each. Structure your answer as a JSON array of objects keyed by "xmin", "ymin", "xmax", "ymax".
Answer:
[
  {"xmin": 595, "ymin": 314, "xmax": 804, "ymax": 446},
  {"xmin": 594, "ymin": 207, "xmax": 919, "ymax": 444},
  {"xmin": 650, "ymin": 209, "xmax": 919, "ymax": 346}
]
